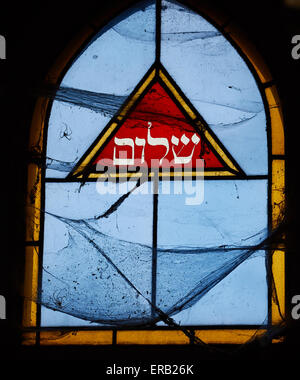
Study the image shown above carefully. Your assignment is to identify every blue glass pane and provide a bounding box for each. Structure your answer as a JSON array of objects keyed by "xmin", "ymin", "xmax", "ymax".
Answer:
[
  {"xmin": 158, "ymin": 252, "xmax": 268, "ymax": 326},
  {"xmin": 156, "ymin": 180, "xmax": 268, "ymax": 325},
  {"xmin": 46, "ymin": 0, "xmax": 156, "ymax": 178},
  {"xmin": 161, "ymin": 0, "xmax": 267, "ymax": 175},
  {"xmin": 41, "ymin": 181, "xmax": 153, "ymax": 326}
]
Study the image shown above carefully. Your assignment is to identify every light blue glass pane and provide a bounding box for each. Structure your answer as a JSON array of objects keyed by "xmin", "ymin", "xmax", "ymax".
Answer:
[
  {"xmin": 62, "ymin": 0, "xmax": 156, "ymax": 93},
  {"xmin": 158, "ymin": 252, "xmax": 268, "ymax": 326},
  {"xmin": 156, "ymin": 180, "xmax": 268, "ymax": 325},
  {"xmin": 161, "ymin": 0, "xmax": 267, "ymax": 175},
  {"xmin": 157, "ymin": 180, "xmax": 267, "ymax": 247},
  {"xmin": 46, "ymin": 103, "xmax": 111, "ymax": 178},
  {"xmin": 41, "ymin": 306, "xmax": 101, "ymax": 327},
  {"xmin": 46, "ymin": 0, "xmax": 156, "ymax": 178},
  {"xmin": 41, "ymin": 181, "xmax": 153, "ymax": 326}
]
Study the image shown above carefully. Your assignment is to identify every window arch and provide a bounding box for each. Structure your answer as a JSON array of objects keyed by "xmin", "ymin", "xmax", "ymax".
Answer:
[{"xmin": 23, "ymin": 0, "xmax": 285, "ymax": 346}]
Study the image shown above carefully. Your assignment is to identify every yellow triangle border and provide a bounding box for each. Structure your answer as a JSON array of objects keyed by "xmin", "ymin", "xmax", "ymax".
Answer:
[{"xmin": 68, "ymin": 65, "xmax": 244, "ymax": 180}]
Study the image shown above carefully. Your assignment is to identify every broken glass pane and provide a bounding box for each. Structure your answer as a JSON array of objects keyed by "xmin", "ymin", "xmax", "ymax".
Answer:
[
  {"xmin": 157, "ymin": 180, "xmax": 267, "ymax": 325},
  {"xmin": 46, "ymin": 0, "xmax": 156, "ymax": 178},
  {"xmin": 166, "ymin": 252, "xmax": 268, "ymax": 326},
  {"xmin": 41, "ymin": 181, "xmax": 153, "ymax": 326},
  {"xmin": 156, "ymin": 180, "xmax": 268, "ymax": 325},
  {"xmin": 161, "ymin": 0, "xmax": 267, "ymax": 175}
]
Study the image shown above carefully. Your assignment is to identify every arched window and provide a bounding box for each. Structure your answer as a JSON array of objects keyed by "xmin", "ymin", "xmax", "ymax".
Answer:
[{"xmin": 23, "ymin": 0, "xmax": 285, "ymax": 345}]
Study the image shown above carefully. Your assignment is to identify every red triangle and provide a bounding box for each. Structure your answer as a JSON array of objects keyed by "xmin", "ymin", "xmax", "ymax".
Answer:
[{"xmin": 94, "ymin": 82, "xmax": 225, "ymax": 169}]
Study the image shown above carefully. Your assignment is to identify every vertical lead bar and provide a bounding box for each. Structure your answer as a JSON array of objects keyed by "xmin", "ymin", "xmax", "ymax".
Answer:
[
  {"xmin": 151, "ymin": 180, "xmax": 159, "ymax": 320},
  {"xmin": 151, "ymin": 0, "xmax": 161, "ymax": 321},
  {"xmin": 155, "ymin": 0, "xmax": 162, "ymax": 63}
]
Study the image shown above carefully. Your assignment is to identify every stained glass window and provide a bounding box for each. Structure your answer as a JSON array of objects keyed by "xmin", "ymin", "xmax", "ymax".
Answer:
[{"xmin": 23, "ymin": 0, "xmax": 285, "ymax": 346}]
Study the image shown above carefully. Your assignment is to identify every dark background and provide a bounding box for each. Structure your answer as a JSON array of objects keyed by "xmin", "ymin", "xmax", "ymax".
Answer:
[{"xmin": 0, "ymin": 0, "xmax": 299, "ymax": 361}]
